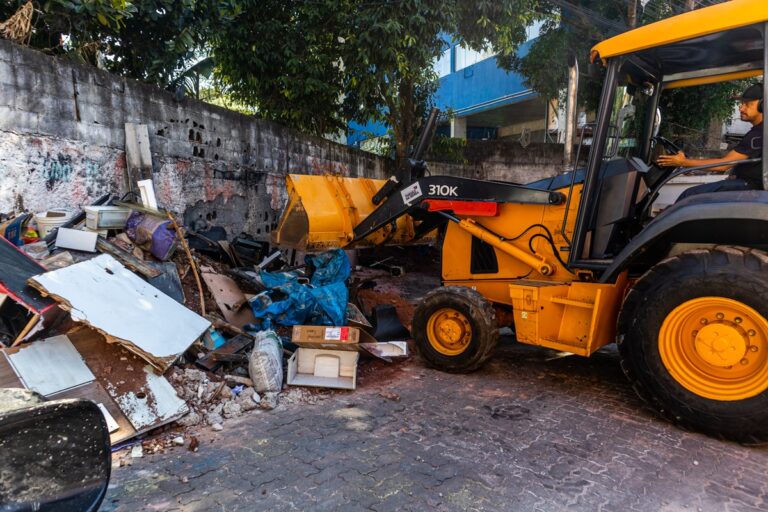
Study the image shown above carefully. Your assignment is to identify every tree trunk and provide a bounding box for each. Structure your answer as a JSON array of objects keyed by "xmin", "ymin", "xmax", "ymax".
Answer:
[
  {"xmin": 627, "ymin": 0, "xmax": 637, "ymax": 29},
  {"xmin": 684, "ymin": 0, "xmax": 696, "ymax": 11},
  {"xmin": 392, "ymin": 78, "xmax": 415, "ymax": 182}
]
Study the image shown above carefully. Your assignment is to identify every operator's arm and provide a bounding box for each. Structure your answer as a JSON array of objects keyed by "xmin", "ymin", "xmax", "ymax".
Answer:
[{"xmin": 657, "ymin": 149, "xmax": 748, "ymax": 171}]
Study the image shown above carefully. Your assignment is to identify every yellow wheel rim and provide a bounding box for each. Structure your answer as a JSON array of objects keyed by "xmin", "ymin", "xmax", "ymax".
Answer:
[
  {"xmin": 426, "ymin": 308, "xmax": 472, "ymax": 356},
  {"xmin": 659, "ymin": 297, "xmax": 768, "ymax": 401}
]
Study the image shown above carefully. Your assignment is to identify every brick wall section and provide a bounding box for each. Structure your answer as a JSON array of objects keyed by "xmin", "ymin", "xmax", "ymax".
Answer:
[{"xmin": 0, "ymin": 40, "xmax": 389, "ymax": 238}]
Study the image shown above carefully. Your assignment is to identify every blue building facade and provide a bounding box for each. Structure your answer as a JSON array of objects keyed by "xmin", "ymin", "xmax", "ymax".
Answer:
[{"xmin": 348, "ymin": 23, "xmax": 557, "ymax": 150}]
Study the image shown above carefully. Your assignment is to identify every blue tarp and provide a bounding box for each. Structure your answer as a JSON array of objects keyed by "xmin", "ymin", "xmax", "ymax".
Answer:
[{"xmin": 249, "ymin": 249, "xmax": 350, "ymax": 329}]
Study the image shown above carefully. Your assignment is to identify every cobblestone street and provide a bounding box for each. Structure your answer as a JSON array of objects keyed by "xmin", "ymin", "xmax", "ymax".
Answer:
[{"xmin": 103, "ymin": 338, "xmax": 768, "ymax": 511}]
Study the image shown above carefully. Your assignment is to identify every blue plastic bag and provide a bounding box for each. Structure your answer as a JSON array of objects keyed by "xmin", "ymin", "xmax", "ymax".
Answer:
[{"xmin": 249, "ymin": 249, "xmax": 349, "ymax": 329}]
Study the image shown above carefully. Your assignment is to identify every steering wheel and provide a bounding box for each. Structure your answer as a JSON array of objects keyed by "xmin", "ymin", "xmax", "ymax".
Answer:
[{"xmin": 651, "ymin": 136, "xmax": 682, "ymax": 160}]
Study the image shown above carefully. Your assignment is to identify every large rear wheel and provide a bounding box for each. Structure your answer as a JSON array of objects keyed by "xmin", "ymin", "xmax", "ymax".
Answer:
[
  {"xmin": 618, "ymin": 247, "xmax": 768, "ymax": 442},
  {"xmin": 413, "ymin": 286, "xmax": 498, "ymax": 373}
]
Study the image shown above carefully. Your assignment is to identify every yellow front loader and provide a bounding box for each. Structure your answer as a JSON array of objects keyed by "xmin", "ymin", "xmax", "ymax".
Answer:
[{"xmin": 274, "ymin": 0, "xmax": 768, "ymax": 442}]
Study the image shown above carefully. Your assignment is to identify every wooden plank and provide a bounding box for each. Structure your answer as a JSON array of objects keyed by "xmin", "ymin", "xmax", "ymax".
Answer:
[
  {"xmin": 95, "ymin": 237, "xmax": 161, "ymax": 278},
  {"xmin": 0, "ymin": 352, "xmax": 23, "ymax": 389},
  {"xmin": 10, "ymin": 313, "xmax": 39, "ymax": 347}
]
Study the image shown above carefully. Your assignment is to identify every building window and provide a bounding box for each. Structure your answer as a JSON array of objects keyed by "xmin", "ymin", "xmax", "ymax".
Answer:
[
  {"xmin": 434, "ymin": 46, "xmax": 452, "ymax": 78},
  {"xmin": 455, "ymin": 44, "xmax": 496, "ymax": 72}
]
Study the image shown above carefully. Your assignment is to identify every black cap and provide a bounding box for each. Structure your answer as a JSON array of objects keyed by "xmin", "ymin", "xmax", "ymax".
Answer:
[{"xmin": 733, "ymin": 83, "xmax": 763, "ymax": 101}]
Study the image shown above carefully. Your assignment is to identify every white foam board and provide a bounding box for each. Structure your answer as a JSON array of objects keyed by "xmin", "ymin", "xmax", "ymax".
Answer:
[
  {"xmin": 8, "ymin": 335, "xmax": 95, "ymax": 396},
  {"xmin": 55, "ymin": 228, "xmax": 97, "ymax": 252},
  {"xmin": 29, "ymin": 254, "xmax": 210, "ymax": 371}
]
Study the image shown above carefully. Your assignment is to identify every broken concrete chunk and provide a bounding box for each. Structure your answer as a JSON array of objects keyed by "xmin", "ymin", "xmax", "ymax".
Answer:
[
  {"xmin": 211, "ymin": 423, "xmax": 224, "ymax": 432},
  {"xmin": 176, "ymin": 411, "xmax": 202, "ymax": 427},
  {"xmin": 205, "ymin": 412, "xmax": 224, "ymax": 426},
  {"xmin": 222, "ymin": 401, "xmax": 242, "ymax": 418},
  {"xmin": 259, "ymin": 392, "xmax": 279, "ymax": 411}
]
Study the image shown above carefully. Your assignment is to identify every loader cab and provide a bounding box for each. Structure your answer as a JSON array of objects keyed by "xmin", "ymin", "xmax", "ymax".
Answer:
[{"xmin": 570, "ymin": 14, "xmax": 768, "ymax": 271}]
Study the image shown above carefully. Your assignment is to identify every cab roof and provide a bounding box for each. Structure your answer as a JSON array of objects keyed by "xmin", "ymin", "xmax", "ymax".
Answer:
[
  {"xmin": 591, "ymin": 0, "xmax": 767, "ymax": 87},
  {"xmin": 592, "ymin": 0, "xmax": 767, "ymax": 60}
]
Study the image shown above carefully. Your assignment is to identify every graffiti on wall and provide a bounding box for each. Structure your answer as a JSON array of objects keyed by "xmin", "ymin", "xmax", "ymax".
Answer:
[{"xmin": 41, "ymin": 153, "xmax": 104, "ymax": 191}]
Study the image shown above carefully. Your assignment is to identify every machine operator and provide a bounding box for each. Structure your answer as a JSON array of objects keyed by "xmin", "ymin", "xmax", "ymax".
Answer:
[{"xmin": 657, "ymin": 83, "xmax": 763, "ymax": 200}]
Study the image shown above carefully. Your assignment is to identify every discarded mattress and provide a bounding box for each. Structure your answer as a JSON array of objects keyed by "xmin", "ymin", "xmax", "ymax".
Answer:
[{"xmin": 28, "ymin": 254, "xmax": 210, "ymax": 372}]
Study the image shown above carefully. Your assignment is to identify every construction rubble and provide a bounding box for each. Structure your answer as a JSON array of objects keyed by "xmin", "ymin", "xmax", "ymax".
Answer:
[{"xmin": 0, "ymin": 180, "xmax": 416, "ymax": 452}]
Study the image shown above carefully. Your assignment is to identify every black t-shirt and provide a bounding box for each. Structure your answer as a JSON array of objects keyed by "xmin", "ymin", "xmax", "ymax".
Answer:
[{"xmin": 733, "ymin": 122, "xmax": 763, "ymax": 185}]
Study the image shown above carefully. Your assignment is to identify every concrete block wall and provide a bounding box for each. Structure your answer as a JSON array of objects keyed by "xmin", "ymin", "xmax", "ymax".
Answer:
[
  {"xmin": 428, "ymin": 141, "xmax": 582, "ymax": 184},
  {"xmin": 0, "ymin": 39, "xmax": 389, "ymax": 238}
]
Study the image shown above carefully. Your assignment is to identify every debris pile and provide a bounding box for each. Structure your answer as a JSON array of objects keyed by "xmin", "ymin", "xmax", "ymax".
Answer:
[{"xmin": 0, "ymin": 168, "xmax": 414, "ymax": 449}]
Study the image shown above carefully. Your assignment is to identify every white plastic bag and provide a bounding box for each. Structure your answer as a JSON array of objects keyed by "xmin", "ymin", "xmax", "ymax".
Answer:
[{"xmin": 248, "ymin": 330, "xmax": 283, "ymax": 392}]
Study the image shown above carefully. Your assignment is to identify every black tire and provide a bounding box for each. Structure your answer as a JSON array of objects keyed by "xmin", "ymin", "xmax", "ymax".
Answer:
[
  {"xmin": 618, "ymin": 246, "xmax": 768, "ymax": 443},
  {"xmin": 413, "ymin": 286, "xmax": 498, "ymax": 373}
]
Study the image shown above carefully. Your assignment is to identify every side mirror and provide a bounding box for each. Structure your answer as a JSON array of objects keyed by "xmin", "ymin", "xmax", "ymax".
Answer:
[{"xmin": 0, "ymin": 391, "xmax": 111, "ymax": 512}]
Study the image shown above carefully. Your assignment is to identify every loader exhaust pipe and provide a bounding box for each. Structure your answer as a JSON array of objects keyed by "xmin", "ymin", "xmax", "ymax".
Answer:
[
  {"xmin": 563, "ymin": 53, "xmax": 579, "ymax": 170},
  {"xmin": 372, "ymin": 107, "xmax": 440, "ymax": 205}
]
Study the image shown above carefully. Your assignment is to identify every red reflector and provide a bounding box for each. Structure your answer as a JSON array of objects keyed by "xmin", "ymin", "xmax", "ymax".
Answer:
[{"xmin": 425, "ymin": 200, "xmax": 499, "ymax": 216}]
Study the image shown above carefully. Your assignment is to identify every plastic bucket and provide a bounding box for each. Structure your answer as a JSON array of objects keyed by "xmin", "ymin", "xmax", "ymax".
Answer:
[{"xmin": 34, "ymin": 209, "xmax": 74, "ymax": 237}]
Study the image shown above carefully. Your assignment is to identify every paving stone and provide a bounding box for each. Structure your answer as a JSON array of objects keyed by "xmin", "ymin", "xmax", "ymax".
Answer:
[{"xmin": 106, "ymin": 341, "xmax": 768, "ymax": 511}]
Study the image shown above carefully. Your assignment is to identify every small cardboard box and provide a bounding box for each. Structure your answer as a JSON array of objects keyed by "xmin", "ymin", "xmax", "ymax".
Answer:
[
  {"xmin": 287, "ymin": 348, "xmax": 359, "ymax": 390},
  {"xmin": 292, "ymin": 325, "xmax": 363, "ymax": 351}
]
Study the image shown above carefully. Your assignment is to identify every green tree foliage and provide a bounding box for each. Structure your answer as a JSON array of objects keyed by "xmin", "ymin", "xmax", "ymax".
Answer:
[
  {"xmin": 0, "ymin": 0, "xmax": 238, "ymax": 87},
  {"xmin": 211, "ymin": 0, "xmax": 539, "ymax": 167},
  {"xmin": 511, "ymin": 0, "xmax": 742, "ymax": 148}
]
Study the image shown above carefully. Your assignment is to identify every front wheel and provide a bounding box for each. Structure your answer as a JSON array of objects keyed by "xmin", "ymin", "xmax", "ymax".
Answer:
[
  {"xmin": 618, "ymin": 247, "xmax": 768, "ymax": 443},
  {"xmin": 412, "ymin": 286, "xmax": 498, "ymax": 373}
]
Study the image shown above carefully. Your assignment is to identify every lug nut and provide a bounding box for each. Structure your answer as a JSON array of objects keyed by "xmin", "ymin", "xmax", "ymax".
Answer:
[
  {"xmin": 748, "ymin": 329, "xmax": 757, "ymax": 336},
  {"xmin": 741, "ymin": 358, "xmax": 749, "ymax": 365},
  {"xmin": 735, "ymin": 317, "xmax": 743, "ymax": 324},
  {"xmin": 700, "ymin": 319, "xmax": 708, "ymax": 325},
  {"xmin": 716, "ymin": 312, "xmax": 724, "ymax": 320},
  {"xmin": 750, "ymin": 345, "xmax": 759, "ymax": 352},
  {"xmin": 692, "ymin": 330, "xmax": 699, "ymax": 337}
]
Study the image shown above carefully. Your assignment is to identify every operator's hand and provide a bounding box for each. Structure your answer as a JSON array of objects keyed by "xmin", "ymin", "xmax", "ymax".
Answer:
[{"xmin": 657, "ymin": 151, "xmax": 687, "ymax": 167}]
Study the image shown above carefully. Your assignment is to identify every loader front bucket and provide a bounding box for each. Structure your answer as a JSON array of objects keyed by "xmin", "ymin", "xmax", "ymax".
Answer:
[{"xmin": 272, "ymin": 174, "xmax": 424, "ymax": 252}]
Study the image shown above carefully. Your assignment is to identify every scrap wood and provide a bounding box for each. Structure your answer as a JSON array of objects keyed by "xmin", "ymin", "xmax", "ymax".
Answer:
[
  {"xmin": 96, "ymin": 237, "xmax": 161, "ymax": 278},
  {"xmin": 28, "ymin": 254, "xmax": 210, "ymax": 373},
  {"xmin": 195, "ymin": 333, "xmax": 253, "ymax": 372},
  {"xmin": 212, "ymin": 352, "xmax": 248, "ymax": 364},
  {"xmin": 166, "ymin": 211, "xmax": 205, "ymax": 316},
  {"xmin": 224, "ymin": 374, "xmax": 253, "ymax": 387},
  {"xmin": 113, "ymin": 200, "xmax": 166, "ymax": 218},
  {"xmin": 10, "ymin": 313, "xmax": 40, "ymax": 348}
]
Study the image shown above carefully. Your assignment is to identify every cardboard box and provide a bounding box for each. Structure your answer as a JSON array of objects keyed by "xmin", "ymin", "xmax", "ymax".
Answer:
[
  {"xmin": 287, "ymin": 348, "xmax": 358, "ymax": 390},
  {"xmin": 292, "ymin": 325, "xmax": 364, "ymax": 351}
]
